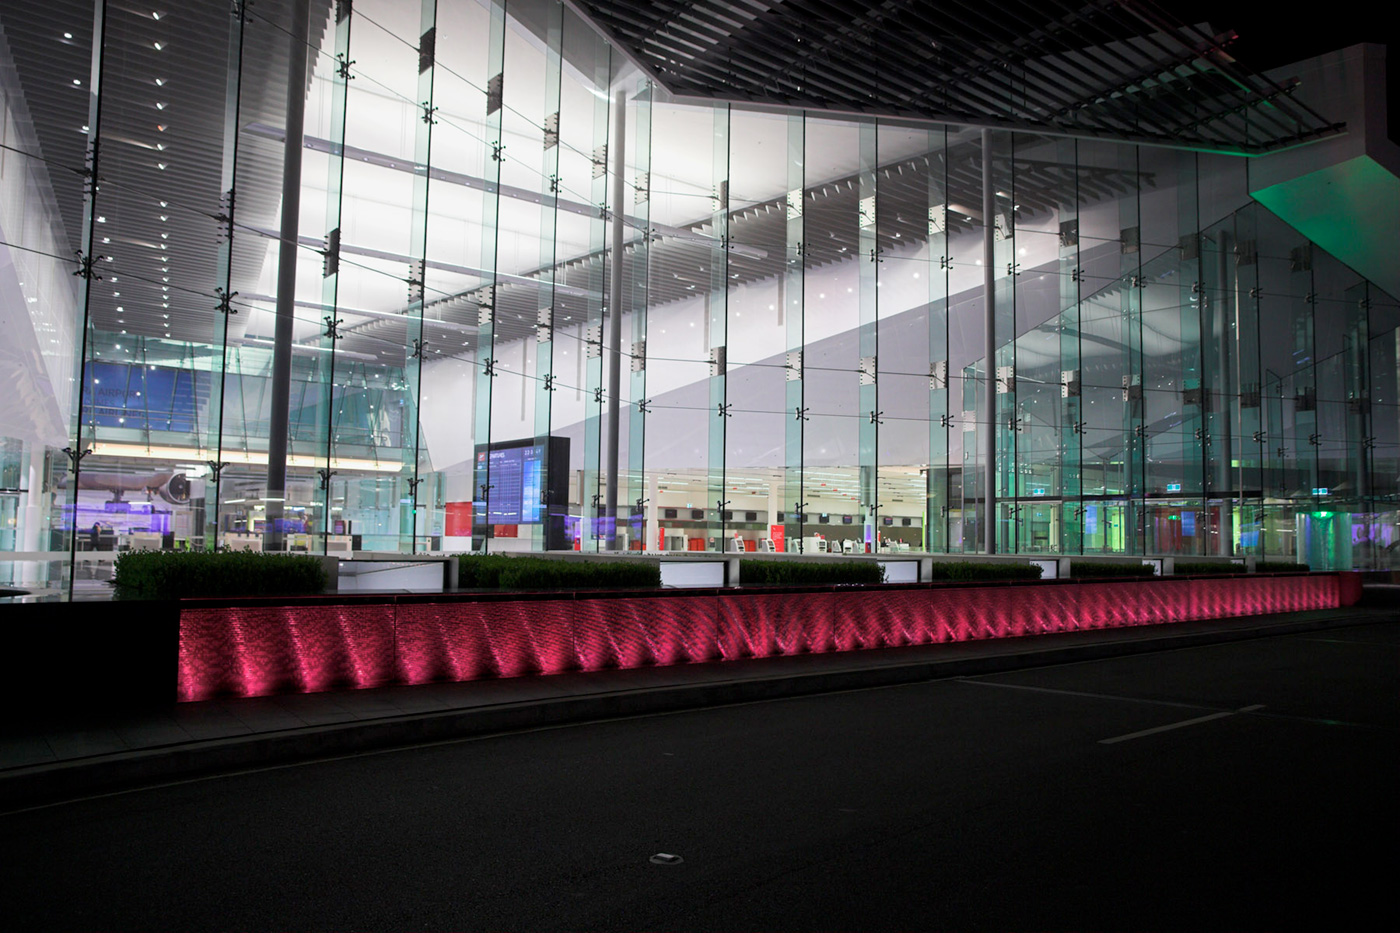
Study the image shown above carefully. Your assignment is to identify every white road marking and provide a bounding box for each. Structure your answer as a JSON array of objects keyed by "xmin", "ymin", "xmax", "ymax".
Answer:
[{"xmin": 1099, "ymin": 704, "xmax": 1265, "ymax": 745}]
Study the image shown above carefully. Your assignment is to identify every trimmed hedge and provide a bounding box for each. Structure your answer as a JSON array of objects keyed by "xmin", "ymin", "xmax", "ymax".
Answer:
[
  {"xmin": 1070, "ymin": 560, "xmax": 1156, "ymax": 578},
  {"xmin": 927, "ymin": 560, "xmax": 1043, "ymax": 582},
  {"xmin": 457, "ymin": 554, "xmax": 660, "ymax": 590},
  {"xmin": 112, "ymin": 551, "xmax": 328, "ymax": 599},
  {"xmin": 740, "ymin": 559, "xmax": 885, "ymax": 587},
  {"xmin": 1257, "ymin": 560, "xmax": 1310, "ymax": 573},
  {"xmin": 1174, "ymin": 561, "xmax": 1243, "ymax": 576}
]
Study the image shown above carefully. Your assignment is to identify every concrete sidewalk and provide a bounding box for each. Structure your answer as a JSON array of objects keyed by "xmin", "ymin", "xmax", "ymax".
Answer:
[{"xmin": 1, "ymin": 604, "xmax": 1392, "ymax": 810}]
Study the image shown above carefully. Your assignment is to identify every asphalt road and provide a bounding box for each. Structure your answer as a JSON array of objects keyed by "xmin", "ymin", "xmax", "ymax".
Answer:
[{"xmin": 2, "ymin": 618, "xmax": 1395, "ymax": 931}]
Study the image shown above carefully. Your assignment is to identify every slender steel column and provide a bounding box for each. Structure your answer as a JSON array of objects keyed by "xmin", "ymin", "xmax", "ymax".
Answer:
[
  {"xmin": 982, "ymin": 128, "xmax": 996, "ymax": 555},
  {"xmin": 604, "ymin": 87, "xmax": 625, "ymax": 550},
  {"xmin": 1217, "ymin": 230, "xmax": 1234, "ymax": 556},
  {"xmin": 66, "ymin": 0, "xmax": 109, "ymax": 597},
  {"xmin": 265, "ymin": 0, "xmax": 311, "ymax": 549}
]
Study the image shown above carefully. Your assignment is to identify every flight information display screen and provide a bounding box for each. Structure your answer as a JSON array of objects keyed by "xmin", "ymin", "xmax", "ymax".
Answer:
[{"xmin": 479, "ymin": 442, "xmax": 545, "ymax": 523}]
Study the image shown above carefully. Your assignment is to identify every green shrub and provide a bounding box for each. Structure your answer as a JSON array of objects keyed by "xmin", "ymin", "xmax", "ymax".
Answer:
[
  {"xmin": 926, "ymin": 560, "xmax": 1043, "ymax": 582},
  {"xmin": 1256, "ymin": 560, "xmax": 1309, "ymax": 573},
  {"xmin": 740, "ymin": 559, "xmax": 885, "ymax": 587},
  {"xmin": 1174, "ymin": 561, "xmax": 1242, "ymax": 576},
  {"xmin": 1070, "ymin": 560, "xmax": 1156, "ymax": 578},
  {"xmin": 458, "ymin": 554, "xmax": 660, "ymax": 590},
  {"xmin": 112, "ymin": 550, "xmax": 328, "ymax": 599},
  {"xmin": 454, "ymin": 553, "xmax": 517, "ymax": 589}
]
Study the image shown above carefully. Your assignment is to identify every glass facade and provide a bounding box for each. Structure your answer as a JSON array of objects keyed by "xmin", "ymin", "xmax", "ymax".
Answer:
[{"xmin": 1, "ymin": 0, "xmax": 1397, "ymax": 596}]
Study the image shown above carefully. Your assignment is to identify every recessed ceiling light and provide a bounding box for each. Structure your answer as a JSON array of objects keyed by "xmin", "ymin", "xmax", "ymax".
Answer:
[
  {"xmin": 152, "ymin": 12, "xmax": 161, "ymax": 20},
  {"xmin": 72, "ymin": 79, "xmax": 81, "ymax": 85},
  {"xmin": 63, "ymin": 32, "xmax": 73, "ymax": 39},
  {"xmin": 155, "ymin": 102, "xmax": 166, "ymax": 110},
  {"xmin": 155, "ymin": 78, "xmax": 165, "ymax": 86},
  {"xmin": 153, "ymin": 41, "xmax": 163, "ymax": 50}
]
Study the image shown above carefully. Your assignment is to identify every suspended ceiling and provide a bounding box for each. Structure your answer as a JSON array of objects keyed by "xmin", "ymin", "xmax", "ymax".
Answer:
[{"xmin": 571, "ymin": 0, "xmax": 1343, "ymax": 154}]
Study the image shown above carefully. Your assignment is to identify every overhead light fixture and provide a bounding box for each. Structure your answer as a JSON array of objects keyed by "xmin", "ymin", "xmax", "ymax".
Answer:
[
  {"xmin": 155, "ymin": 78, "xmax": 166, "ymax": 86},
  {"xmin": 72, "ymin": 79, "xmax": 81, "ymax": 85},
  {"xmin": 63, "ymin": 32, "xmax": 73, "ymax": 39},
  {"xmin": 155, "ymin": 102, "xmax": 166, "ymax": 110},
  {"xmin": 153, "ymin": 41, "xmax": 163, "ymax": 50}
]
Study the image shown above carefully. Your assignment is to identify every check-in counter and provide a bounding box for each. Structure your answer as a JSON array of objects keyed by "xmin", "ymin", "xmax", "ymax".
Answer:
[{"xmin": 221, "ymin": 533, "xmax": 262, "ymax": 552}]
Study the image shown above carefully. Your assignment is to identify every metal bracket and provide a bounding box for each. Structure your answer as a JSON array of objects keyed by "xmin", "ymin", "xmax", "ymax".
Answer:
[
  {"xmin": 62, "ymin": 446, "xmax": 92, "ymax": 471},
  {"xmin": 410, "ymin": 338, "xmax": 426, "ymax": 360},
  {"xmin": 421, "ymin": 102, "xmax": 438, "ymax": 125},
  {"xmin": 73, "ymin": 251, "xmax": 103, "ymax": 282},
  {"xmin": 317, "ymin": 468, "xmax": 337, "ymax": 491},
  {"xmin": 794, "ymin": 406, "xmax": 809, "ymax": 422},
  {"xmin": 206, "ymin": 460, "xmax": 228, "ymax": 482},
  {"xmin": 336, "ymin": 53, "xmax": 355, "ymax": 80},
  {"xmin": 214, "ymin": 287, "xmax": 239, "ymax": 315},
  {"xmin": 717, "ymin": 402, "xmax": 732, "ymax": 418},
  {"xmin": 323, "ymin": 316, "xmax": 343, "ymax": 340},
  {"xmin": 869, "ymin": 410, "xmax": 884, "ymax": 425}
]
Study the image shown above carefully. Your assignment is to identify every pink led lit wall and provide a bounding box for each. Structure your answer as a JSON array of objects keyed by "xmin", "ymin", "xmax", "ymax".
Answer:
[{"xmin": 177, "ymin": 573, "xmax": 1355, "ymax": 702}]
